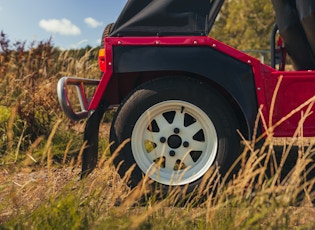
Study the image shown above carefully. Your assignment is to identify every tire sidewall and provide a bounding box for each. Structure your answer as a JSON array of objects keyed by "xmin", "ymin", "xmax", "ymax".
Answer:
[{"xmin": 110, "ymin": 76, "xmax": 239, "ymax": 189}]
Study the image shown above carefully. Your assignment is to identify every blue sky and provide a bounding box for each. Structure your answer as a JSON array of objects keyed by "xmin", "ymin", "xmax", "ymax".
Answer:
[{"xmin": 0, "ymin": 0, "xmax": 127, "ymax": 49}]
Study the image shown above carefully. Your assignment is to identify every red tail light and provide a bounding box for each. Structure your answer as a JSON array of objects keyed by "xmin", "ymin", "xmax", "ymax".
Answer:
[{"xmin": 98, "ymin": 48, "xmax": 106, "ymax": 72}]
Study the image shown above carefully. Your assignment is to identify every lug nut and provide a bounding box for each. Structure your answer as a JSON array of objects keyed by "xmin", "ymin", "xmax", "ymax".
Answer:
[
  {"xmin": 174, "ymin": 128, "xmax": 180, "ymax": 134},
  {"xmin": 160, "ymin": 137, "xmax": 166, "ymax": 143},
  {"xmin": 169, "ymin": 150, "xmax": 176, "ymax": 157},
  {"xmin": 183, "ymin": 141, "xmax": 189, "ymax": 148}
]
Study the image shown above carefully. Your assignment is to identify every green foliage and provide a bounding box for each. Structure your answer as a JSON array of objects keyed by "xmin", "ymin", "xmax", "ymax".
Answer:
[
  {"xmin": 5, "ymin": 186, "xmax": 91, "ymax": 229},
  {"xmin": 0, "ymin": 105, "xmax": 11, "ymax": 131},
  {"xmin": 0, "ymin": 105, "xmax": 11, "ymax": 155},
  {"xmin": 51, "ymin": 129, "xmax": 83, "ymax": 162},
  {"xmin": 0, "ymin": 105, "xmax": 25, "ymax": 159},
  {"xmin": 211, "ymin": 0, "xmax": 275, "ymax": 51}
]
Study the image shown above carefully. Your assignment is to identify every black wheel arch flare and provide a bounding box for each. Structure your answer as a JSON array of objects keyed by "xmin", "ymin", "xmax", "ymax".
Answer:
[{"xmin": 112, "ymin": 45, "xmax": 258, "ymax": 140}]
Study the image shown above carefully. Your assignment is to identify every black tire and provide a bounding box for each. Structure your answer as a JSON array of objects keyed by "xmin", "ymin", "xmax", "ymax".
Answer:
[
  {"xmin": 100, "ymin": 23, "xmax": 114, "ymax": 47},
  {"xmin": 110, "ymin": 76, "xmax": 240, "ymax": 191}
]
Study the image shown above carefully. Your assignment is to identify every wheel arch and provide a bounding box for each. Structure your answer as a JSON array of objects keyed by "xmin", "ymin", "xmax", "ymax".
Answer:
[
  {"xmin": 101, "ymin": 46, "xmax": 259, "ymax": 140},
  {"xmin": 198, "ymin": 76, "xmax": 252, "ymax": 141}
]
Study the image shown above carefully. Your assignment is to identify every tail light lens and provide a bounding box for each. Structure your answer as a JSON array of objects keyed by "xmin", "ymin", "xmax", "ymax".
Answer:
[{"xmin": 98, "ymin": 48, "xmax": 106, "ymax": 72}]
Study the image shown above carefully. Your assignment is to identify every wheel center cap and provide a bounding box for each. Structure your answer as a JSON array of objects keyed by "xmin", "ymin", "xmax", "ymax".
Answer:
[{"xmin": 168, "ymin": 135, "xmax": 182, "ymax": 149}]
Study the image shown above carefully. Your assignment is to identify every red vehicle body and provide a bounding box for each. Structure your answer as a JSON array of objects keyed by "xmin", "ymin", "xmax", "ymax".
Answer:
[
  {"xmin": 91, "ymin": 36, "xmax": 315, "ymax": 137},
  {"xmin": 57, "ymin": 0, "xmax": 315, "ymax": 191}
]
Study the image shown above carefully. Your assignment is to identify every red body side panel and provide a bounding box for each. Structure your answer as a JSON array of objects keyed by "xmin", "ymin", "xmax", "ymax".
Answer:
[
  {"xmin": 89, "ymin": 35, "xmax": 315, "ymax": 137},
  {"xmin": 262, "ymin": 71, "xmax": 315, "ymax": 137}
]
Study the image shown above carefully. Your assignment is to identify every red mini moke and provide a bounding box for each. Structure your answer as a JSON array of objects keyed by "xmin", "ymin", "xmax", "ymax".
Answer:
[{"xmin": 57, "ymin": 0, "xmax": 315, "ymax": 191}]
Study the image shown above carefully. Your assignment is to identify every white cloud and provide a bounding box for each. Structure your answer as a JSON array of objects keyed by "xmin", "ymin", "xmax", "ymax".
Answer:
[
  {"xmin": 77, "ymin": 39, "xmax": 88, "ymax": 46},
  {"xmin": 39, "ymin": 18, "xmax": 81, "ymax": 36},
  {"xmin": 84, "ymin": 17, "xmax": 103, "ymax": 28},
  {"xmin": 69, "ymin": 39, "xmax": 89, "ymax": 49}
]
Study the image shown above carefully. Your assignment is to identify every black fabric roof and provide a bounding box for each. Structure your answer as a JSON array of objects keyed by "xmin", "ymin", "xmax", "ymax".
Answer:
[{"xmin": 110, "ymin": 0, "xmax": 219, "ymax": 37}]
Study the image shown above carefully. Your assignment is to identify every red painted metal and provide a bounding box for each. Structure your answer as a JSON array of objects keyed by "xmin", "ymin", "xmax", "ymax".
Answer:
[
  {"xmin": 262, "ymin": 70, "xmax": 315, "ymax": 137},
  {"xmin": 88, "ymin": 36, "xmax": 262, "ymax": 110},
  {"xmin": 89, "ymin": 39, "xmax": 113, "ymax": 110},
  {"xmin": 88, "ymin": 35, "xmax": 315, "ymax": 137}
]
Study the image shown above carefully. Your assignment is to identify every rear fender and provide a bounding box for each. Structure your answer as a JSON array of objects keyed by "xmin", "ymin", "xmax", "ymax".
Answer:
[{"xmin": 89, "ymin": 37, "xmax": 261, "ymax": 139}]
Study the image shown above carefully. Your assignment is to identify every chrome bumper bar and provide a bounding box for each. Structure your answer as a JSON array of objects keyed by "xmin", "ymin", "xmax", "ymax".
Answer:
[{"xmin": 57, "ymin": 77, "xmax": 100, "ymax": 120}]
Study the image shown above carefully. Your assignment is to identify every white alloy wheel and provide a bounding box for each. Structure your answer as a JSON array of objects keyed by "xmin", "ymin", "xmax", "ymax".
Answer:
[{"xmin": 131, "ymin": 100, "xmax": 218, "ymax": 186}]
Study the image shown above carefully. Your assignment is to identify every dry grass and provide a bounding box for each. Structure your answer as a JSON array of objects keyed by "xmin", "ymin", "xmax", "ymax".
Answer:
[
  {"xmin": 0, "ymin": 115, "xmax": 314, "ymax": 229},
  {"xmin": 0, "ymin": 33, "xmax": 315, "ymax": 229},
  {"xmin": 0, "ymin": 32, "xmax": 100, "ymax": 162}
]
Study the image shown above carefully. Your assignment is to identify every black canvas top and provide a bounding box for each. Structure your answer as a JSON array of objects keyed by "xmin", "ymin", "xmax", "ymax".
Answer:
[{"xmin": 110, "ymin": 0, "xmax": 223, "ymax": 37}]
